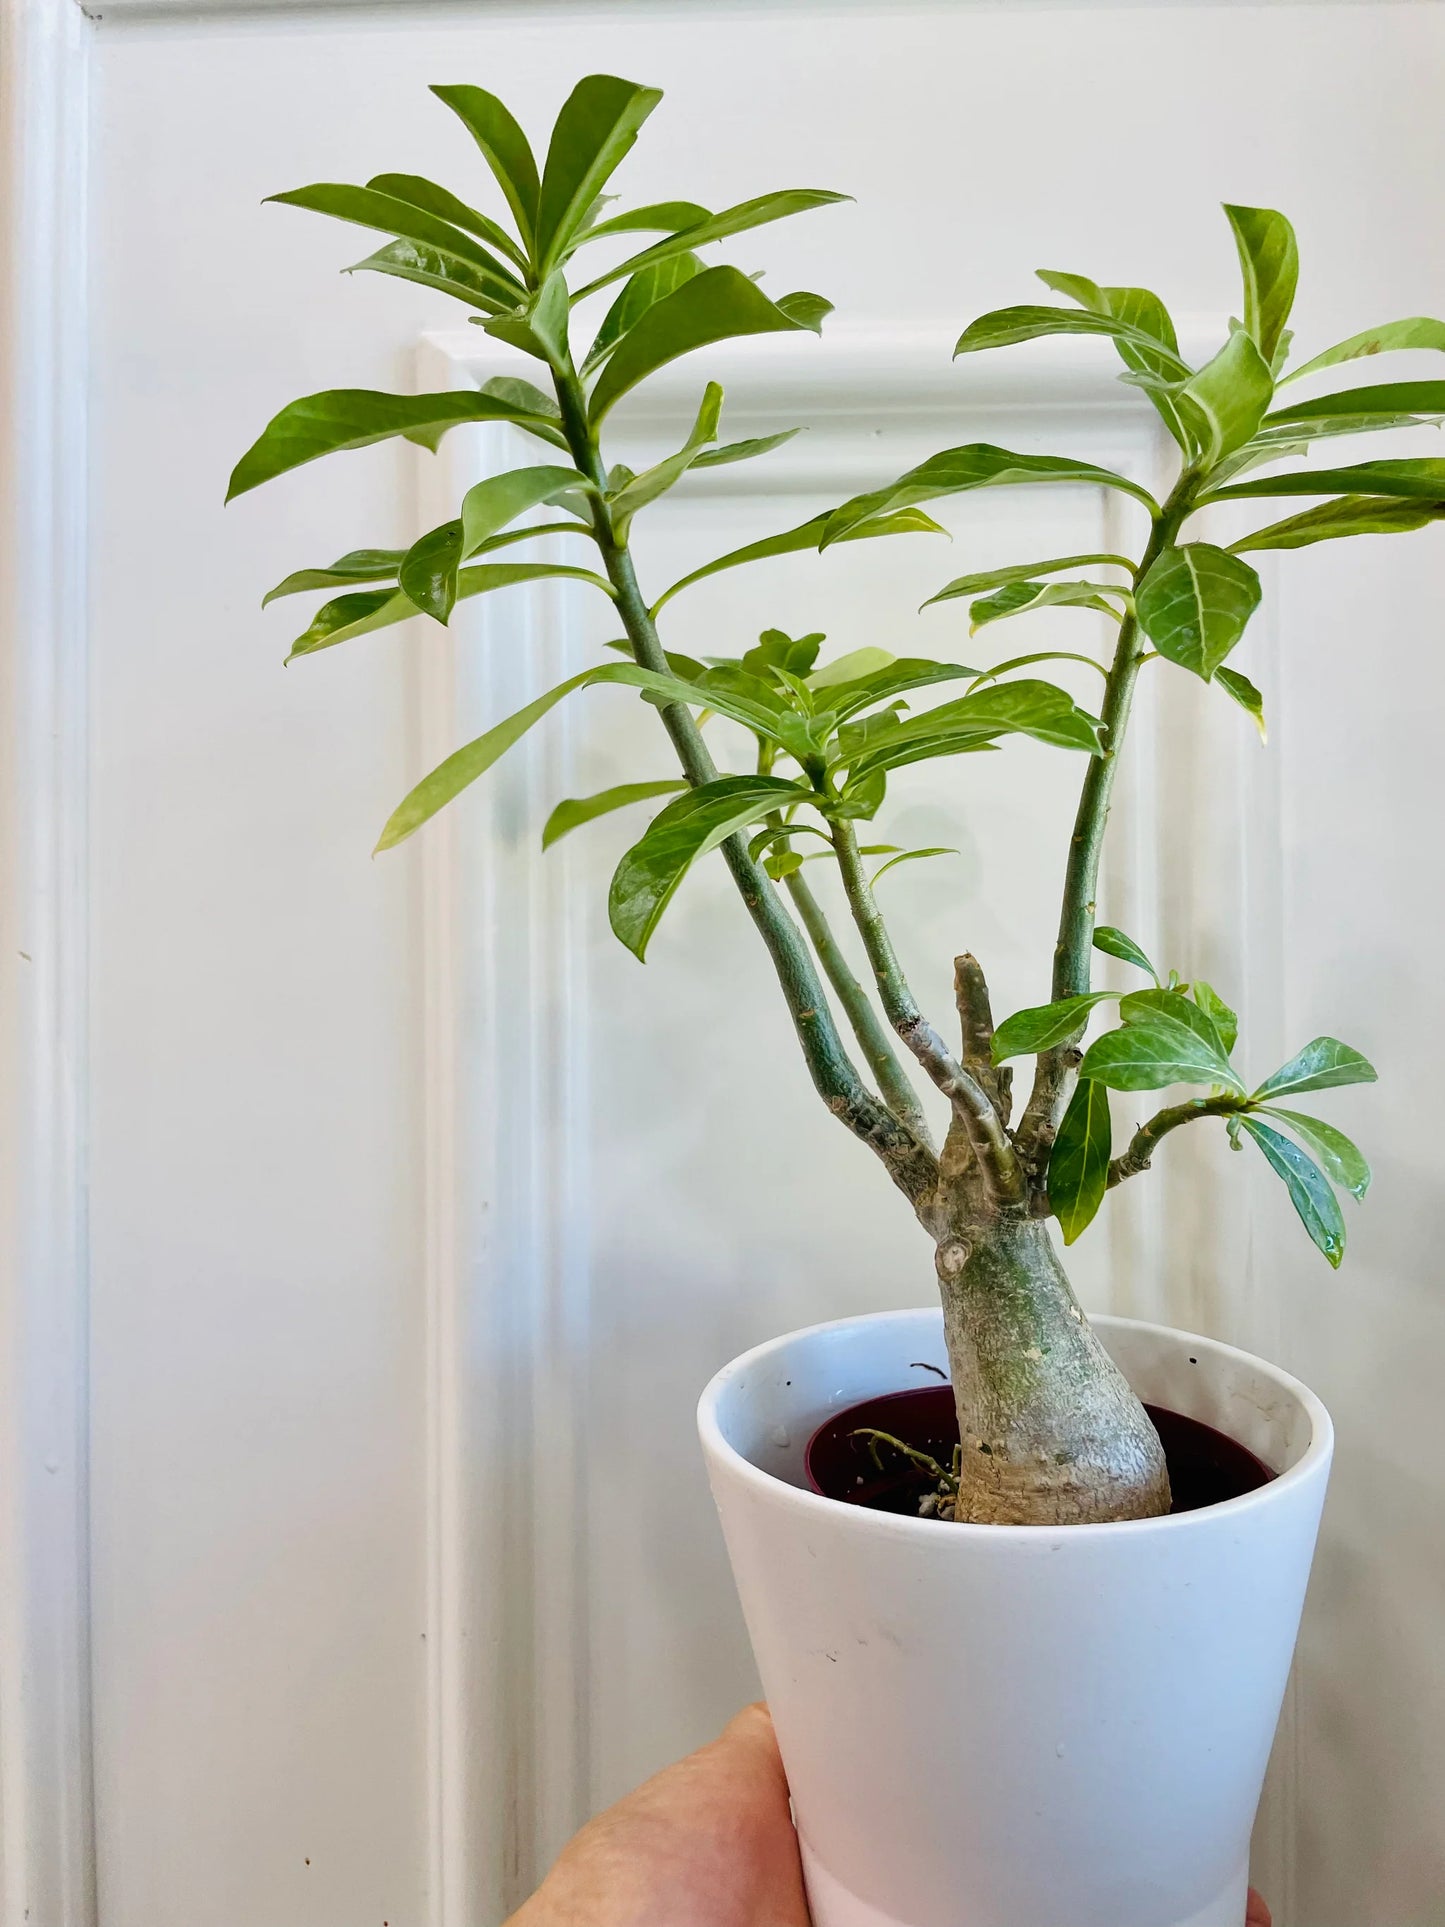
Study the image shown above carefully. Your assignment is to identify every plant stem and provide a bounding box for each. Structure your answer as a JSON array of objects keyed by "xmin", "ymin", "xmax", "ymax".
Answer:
[
  {"xmin": 549, "ymin": 358, "xmax": 939, "ymax": 1202},
  {"xmin": 831, "ymin": 819, "xmax": 1020, "ymax": 1193},
  {"xmin": 783, "ymin": 866, "xmax": 934, "ymax": 1146},
  {"xmin": 1017, "ymin": 476, "xmax": 1198, "ymax": 1163},
  {"xmin": 1107, "ymin": 1093, "xmax": 1249, "ymax": 1188}
]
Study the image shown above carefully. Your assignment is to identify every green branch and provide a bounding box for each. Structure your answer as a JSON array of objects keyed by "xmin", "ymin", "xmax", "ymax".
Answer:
[
  {"xmin": 1107, "ymin": 1093, "xmax": 1251, "ymax": 1188},
  {"xmin": 550, "ymin": 358, "xmax": 940, "ymax": 1205}
]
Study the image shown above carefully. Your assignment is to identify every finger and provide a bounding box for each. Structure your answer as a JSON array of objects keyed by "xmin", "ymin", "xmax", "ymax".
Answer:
[{"xmin": 1246, "ymin": 1890, "xmax": 1272, "ymax": 1927}]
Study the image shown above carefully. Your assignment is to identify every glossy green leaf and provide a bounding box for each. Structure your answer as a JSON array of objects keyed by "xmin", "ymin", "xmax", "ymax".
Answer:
[
  {"xmin": 1283, "ymin": 316, "xmax": 1445, "ymax": 384},
  {"xmin": 924, "ymin": 552, "xmax": 1132, "ymax": 606},
  {"xmin": 579, "ymin": 200, "xmax": 710, "ymax": 243},
  {"xmin": 1261, "ymin": 1108, "xmax": 1371, "ymax": 1200},
  {"xmin": 399, "ymin": 520, "xmax": 465, "ymax": 624},
  {"xmin": 822, "ymin": 445, "xmax": 1158, "ymax": 547},
  {"xmin": 1224, "ymin": 205, "xmax": 1298, "ymax": 365},
  {"xmin": 609, "ymin": 383, "xmax": 722, "ymax": 527},
  {"xmin": 819, "ymin": 657, "xmax": 980, "ymax": 719},
  {"xmin": 348, "ymin": 238, "xmax": 513, "ymax": 313},
  {"xmin": 992, "ymin": 992, "xmax": 1119, "ymax": 1061},
  {"xmin": 263, "ymin": 549, "xmax": 403, "ymax": 606},
  {"xmin": 542, "ymin": 778, "xmax": 687, "ymax": 849},
  {"xmin": 1136, "ymin": 543, "xmax": 1261, "ymax": 680},
  {"xmin": 535, "ymin": 75, "xmax": 663, "ymax": 270},
  {"xmin": 968, "ymin": 650, "xmax": 1110, "ymax": 688},
  {"xmin": 745, "ymin": 629, "xmax": 825, "ymax": 679},
  {"xmin": 588, "ymin": 265, "xmax": 823, "ymax": 424},
  {"xmin": 773, "ymin": 291, "xmax": 833, "ymax": 332},
  {"xmin": 573, "ymin": 189, "xmax": 852, "ymax": 298},
  {"xmin": 365, "ymin": 172, "xmax": 527, "ymax": 267},
  {"xmin": 690, "ymin": 428, "xmax": 801, "ymax": 468},
  {"xmin": 481, "ymin": 268, "xmax": 570, "ymax": 364},
  {"xmin": 651, "ymin": 506, "xmax": 944, "ymax": 612},
  {"xmin": 1037, "ymin": 272, "xmax": 1192, "ymax": 448},
  {"xmin": 870, "ymin": 846, "xmax": 959, "ymax": 885},
  {"xmin": 227, "ymin": 388, "xmax": 554, "ymax": 500},
  {"xmin": 1228, "ymin": 495, "xmax": 1445, "ymax": 555},
  {"xmin": 1079, "ymin": 1020, "xmax": 1241, "ymax": 1092},
  {"xmin": 1118, "ymin": 988, "xmax": 1235, "ymax": 1062},
  {"xmin": 1252, "ymin": 1036, "xmax": 1378, "ymax": 1100},
  {"xmin": 1093, "ymin": 925, "xmax": 1158, "ymax": 980},
  {"xmin": 268, "ymin": 183, "xmax": 524, "ymax": 302},
  {"xmin": 460, "ymin": 464, "xmax": 588, "ymax": 555},
  {"xmin": 1049, "ymin": 1076, "xmax": 1113, "ymax": 1244},
  {"xmin": 1239, "ymin": 1117, "xmax": 1346, "ymax": 1267},
  {"xmin": 846, "ymin": 680, "xmax": 1103, "ymax": 779},
  {"xmin": 288, "ymin": 561, "xmax": 614, "ymax": 660},
  {"xmin": 430, "ymin": 84, "xmax": 540, "ymax": 247},
  {"xmin": 968, "ymin": 578, "xmax": 1127, "ymax": 632},
  {"xmin": 1215, "ymin": 666, "xmax": 1267, "ymax": 740},
  {"xmin": 608, "ymin": 775, "xmax": 808, "ymax": 958},
  {"xmin": 1176, "ymin": 328, "xmax": 1275, "ymax": 465},
  {"xmin": 1206, "ymin": 457, "xmax": 1445, "ymax": 504},
  {"xmin": 1265, "ymin": 379, "xmax": 1445, "ymax": 426},
  {"xmin": 583, "ymin": 250, "xmax": 705, "ymax": 373},
  {"xmin": 953, "ymin": 304, "xmax": 1191, "ymax": 375},
  {"xmin": 1191, "ymin": 980, "xmax": 1238, "ymax": 1055}
]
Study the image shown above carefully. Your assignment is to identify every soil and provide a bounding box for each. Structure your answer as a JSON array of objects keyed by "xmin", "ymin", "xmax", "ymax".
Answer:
[{"xmin": 805, "ymin": 1380, "xmax": 1275, "ymax": 1518}]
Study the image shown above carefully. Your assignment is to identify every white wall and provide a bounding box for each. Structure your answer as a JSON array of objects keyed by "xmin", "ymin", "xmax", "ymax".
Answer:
[{"xmin": 71, "ymin": 6, "xmax": 1445, "ymax": 1927}]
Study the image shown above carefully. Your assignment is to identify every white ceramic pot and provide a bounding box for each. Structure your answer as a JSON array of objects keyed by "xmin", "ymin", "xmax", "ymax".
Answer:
[{"xmin": 698, "ymin": 1309, "xmax": 1332, "ymax": 1927}]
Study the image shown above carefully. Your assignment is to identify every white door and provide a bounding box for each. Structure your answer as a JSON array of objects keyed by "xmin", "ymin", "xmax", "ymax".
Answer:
[{"xmin": 3, "ymin": 6, "xmax": 1442, "ymax": 1927}]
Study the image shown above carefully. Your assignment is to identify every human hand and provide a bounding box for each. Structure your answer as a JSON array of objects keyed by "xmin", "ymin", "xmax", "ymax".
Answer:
[{"xmin": 506, "ymin": 1700, "xmax": 1273, "ymax": 1927}]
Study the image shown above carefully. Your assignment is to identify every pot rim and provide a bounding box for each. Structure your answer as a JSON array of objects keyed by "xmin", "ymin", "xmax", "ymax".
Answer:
[{"xmin": 697, "ymin": 1308, "xmax": 1333, "ymax": 1542}]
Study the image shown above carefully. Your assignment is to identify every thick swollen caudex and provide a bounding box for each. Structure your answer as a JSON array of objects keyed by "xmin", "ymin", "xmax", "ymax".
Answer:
[{"xmin": 934, "ymin": 1213, "xmax": 1171, "ymax": 1525}]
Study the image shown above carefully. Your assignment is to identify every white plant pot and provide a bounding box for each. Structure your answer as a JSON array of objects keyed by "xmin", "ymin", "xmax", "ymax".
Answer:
[{"xmin": 698, "ymin": 1309, "xmax": 1332, "ymax": 1927}]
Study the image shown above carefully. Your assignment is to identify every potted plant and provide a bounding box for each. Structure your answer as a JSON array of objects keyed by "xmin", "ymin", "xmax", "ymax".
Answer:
[{"xmin": 227, "ymin": 74, "xmax": 1442, "ymax": 1927}]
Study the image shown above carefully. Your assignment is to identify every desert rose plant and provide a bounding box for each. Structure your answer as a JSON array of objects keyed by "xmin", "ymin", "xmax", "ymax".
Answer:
[{"xmin": 229, "ymin": 74, "xmax": 1443, "ymax": 1525}]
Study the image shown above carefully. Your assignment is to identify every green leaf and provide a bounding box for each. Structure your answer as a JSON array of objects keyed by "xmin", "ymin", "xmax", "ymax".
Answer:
[
  {"xmin": 579, "ymin": 200, "xmax": 710, "ymax": 243},
  {"xmin": 1252, "ymin": 1036, "xmax": 1377, "ymax": 1100},
  {"xmin": 227, "ymin": 388, "xmax": 555, "ymax": 500},
  {"xmin": 870, "ymin": 846, "xmax": 959, "ymax": 885},
  {"xmin": 348, "ymin": 238, "xmax": 515, "ymax": 314},
  {"xmin": 1135, "ymin": 543, "xmax": 1261, "ymax": 680},
  {"xmin": 992, "ymin": 991, "xmax": 1119, "ymax": 1061},
  {"xmin": 1215, "ymin": 666, "xmax": 1267, "ymax": 740},
  {"xmin": 822, "ymin": 445, "xmax": 1158, "ymax": 547},
  {"xmin": 582, "ymin": 250, "xmax": 705, "ymax": 373},
  {"xmin": 589, "ymin": 266, "xmax": 826, "ymax": 423},
  {"xmin": 399, "ymin": 520, "xmax": 465, "ymax": 624},
  {"xmin": 542, "ymin": 778, "xmax": 687, "ymax": 849},
  {"xmin": 1119, "ymin": 987, "xmax": 1235, "ymax": 1063},
  {"xmin": 1261, "ymin": 1109, "xmax": 1371, "ymax": 1200},
  {"xmin": 1239, "ymin": 1117, "xmax": 1346, "ymax": 1267},
  {"xmin": 1092, "ymin": 925, "xmax": 1158, "ymax": 981},
  {"xmin": 651, "ymin": 506, "xmax": 944, "ymax": 612},
  {"xmin": 691, "ymin": 428, "xmax": 801, "ymax": 468},
  {"xmin": 953, "ymin": 304, "xmax": 1191, "ymax": 375},
  {"xmin": 774, "ymin": 291, "xmax": 833, "ymax": 333},
  {"xmin": 268, "ymin": 183, "xmax": 524, "ymax": 304},
  {"xmin": 968, "ymin": 578, "xmax": 1128, "ymax": 632},
  {"xmin": 924, "ymin": 552, "xmax": 1133, "ymax": 606},
  {"xmin": 1037, "ymin": 272, "xmax": 1192, "ymax": 448},
  {"xmin": 608, "ymin": 383, "xmax": 723, "ymax": 527},
  {"xmin": 460, "ymin": 464, "xmax": 588, "ymax": 555},
  {"xmin": 1176, "ymin": 328, "xmax": 1275, "ymax": 465},
  {"xmin": 968, "ymin": 650, "xmax": 1109, "ymax": 688},
  {"xmin": 262, "ymin": 549, "xmax": 403, "ymax": 606},
  {"xmin": 1283, "ymin": 316, "xmax": 1445, "ymax": 385},
  {"xmin": 1224, "ymin": 205, "xmax": 1299, "ymax": 365},
  {"xmin": 1227, "ymin": 493, "xmax": 1445, "ymax": 555},
  {"xmin": 481, "ymin": 268, "xmax": 570, "ymax": 364},
  {"xmin": 288, "ymin": 561, "xmax": 614, "ymax": 660},
  {"xmin": 845, "ymin": 679, "xmax": 1104, "ymax": 775},
  {"xmin": 608, "ymin": 775, "xmax": 808, "ymax": 958},
  {"xmin": 1049, "ymin": 1076, "xmax": 1113, "ymax": 1245},
  {"xmin": 573, "ymin": 189, "xmax": 852, "ymax": 298},
  {"xmin": 535, "ymin": 75, "xmax": 663, "ymax": 271},
  {"xmin": 430, "ymin": 83, "xmax": 541, "ymax": 248},
  {"xmin": 1206, "ymin": 457, "xmax": 1445, "ymax": 504},
  {"xmin": 1191, "ymin": 980, "xmax": 1238, "ymax": 1055},
  {"xmin": 1079, "ymin": 1020, "xmax": 1241, "ymax": 1093},
  {"xmin": 815, "ymin": 656, "xmax": 980, "ymax": 721},
  {"xmin": 1264, "ymin": 380, "xmax": 1445, "ymax": 427},
  {"xmin": 365, "ymin": 171, "xmax": 527, "ymax": 268}
]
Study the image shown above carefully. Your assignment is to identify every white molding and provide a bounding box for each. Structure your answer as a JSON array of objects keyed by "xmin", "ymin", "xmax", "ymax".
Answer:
[
  {"xmin": 416, "ymin": 313, "xmax": 1295, "ymax": 1912},
  {"xmin": 0, "ymin": 3, "xmax": 97, "ymax": 1926}
]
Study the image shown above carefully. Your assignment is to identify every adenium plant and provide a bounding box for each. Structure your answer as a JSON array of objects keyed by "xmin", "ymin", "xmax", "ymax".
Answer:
[{"xmin": 229, "ymin": 75, "xmax": 1441, "ymax": 1526}]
